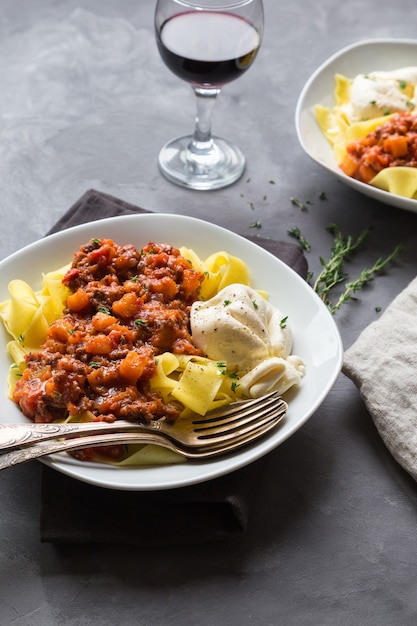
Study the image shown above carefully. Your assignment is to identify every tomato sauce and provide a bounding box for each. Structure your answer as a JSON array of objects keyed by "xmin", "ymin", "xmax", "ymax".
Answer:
[
  {"xmin": 13, "ymin": 239, "xmax": 205, "ymax": 428},
  {"xmin": 340, "ymin": 111, "xmax": 417, "ymax": 183}
]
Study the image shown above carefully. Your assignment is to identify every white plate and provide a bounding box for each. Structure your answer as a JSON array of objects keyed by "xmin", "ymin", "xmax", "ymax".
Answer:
[
  {"xmin": 295, "ymin": 38, "xmax": 417, "ymax": 213},
  {"xmin": 0, "ymin": 214, "xmax": 343, "ymax": 491}
]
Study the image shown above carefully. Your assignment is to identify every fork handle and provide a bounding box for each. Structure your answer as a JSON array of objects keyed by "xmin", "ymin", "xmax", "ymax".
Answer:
[
  {"xmin": 0, "ymin": 431, "xmax": 190, "ymax": 470},
  {"xmin": 0, "ymin": 421, "xmax": 163, "ymax": 451}
]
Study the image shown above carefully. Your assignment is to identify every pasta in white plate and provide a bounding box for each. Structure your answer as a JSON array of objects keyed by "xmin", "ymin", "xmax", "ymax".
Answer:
[{"xmin": 0, "ymin": 238, "xmax": 304, "ymax": 466}]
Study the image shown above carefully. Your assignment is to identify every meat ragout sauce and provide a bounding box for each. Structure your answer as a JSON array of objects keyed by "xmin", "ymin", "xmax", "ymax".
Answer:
[
  {"xmin": 12, "ymin": 238, "xmax": 205, "ymax": 460},
  {"xmin": 341, "ymin": 111, "xmax": 417, "ymax": 183}
]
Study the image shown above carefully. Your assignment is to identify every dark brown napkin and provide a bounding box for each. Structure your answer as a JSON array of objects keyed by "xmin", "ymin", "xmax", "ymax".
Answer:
[
  {"xmin": 40, "ymin": 189, "xmax": 308, "ymax": 545},
  {"xmin": 46, "ymin": 189, "xmax": 308, "ymax": 278}
]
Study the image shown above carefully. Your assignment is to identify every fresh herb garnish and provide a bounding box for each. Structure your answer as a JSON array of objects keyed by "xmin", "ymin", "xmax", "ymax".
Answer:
[
  {"xmin": 280, "ymin": 316, "xmax": 288, "ymax": 329},
  {"xmin": 287, "ymin": 227, "xmax": 311, "ymax": 252},
  {"xmin": 290, "ymin": 197, "xmax": 308, "ymax": 211},
  {"xmin": 312, "ymin": 224, "xmax": 403, "ymax": 314}
]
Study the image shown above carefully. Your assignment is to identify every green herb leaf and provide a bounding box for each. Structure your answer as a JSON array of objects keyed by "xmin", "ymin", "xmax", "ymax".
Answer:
[
  {"xmin": 290, "ymin": 197, "xmax": 308, "ymax": 211},
  {"xmin": 288, "ymin": 227, "xmax": 311, "ymax": 252},
  {"xmin": 311, "ymin": 223, "xmax": 403, "ymax": 314}
]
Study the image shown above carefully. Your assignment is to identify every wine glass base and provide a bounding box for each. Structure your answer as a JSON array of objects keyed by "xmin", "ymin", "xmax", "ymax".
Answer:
[{"xmin": 158, "ymin": 135, "xmax": 246, "ymax": 191}]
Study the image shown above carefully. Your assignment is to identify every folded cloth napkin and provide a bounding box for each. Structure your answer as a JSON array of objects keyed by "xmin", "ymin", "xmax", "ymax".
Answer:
[
  {"xmin": 40, "ymin": 189, "xmax": 308, "ymax": 545},
  {"xmin": 343, "ymin": 276, "xmax": 417, "ymax": 483},
  {"xmin": 47, "ymin": 188, "xmax": 309, "ymax": 278}
]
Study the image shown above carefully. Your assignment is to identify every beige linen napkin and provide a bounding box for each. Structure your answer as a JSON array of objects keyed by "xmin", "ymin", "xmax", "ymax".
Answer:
[{"xmin": 343, "ymin": 277, "xmax": 417, "ymax": 482}]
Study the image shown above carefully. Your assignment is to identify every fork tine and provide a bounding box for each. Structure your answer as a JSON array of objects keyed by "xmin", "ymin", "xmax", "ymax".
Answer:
[
  {"xmin": 187, "ymin": 412, "xmax": 286, "ymax": 457},
  {"xmin": 191, "ymin": 395, "xmax": 287, "ymax": 436},
  {"xmin": 186, "ymin": 409, "xmax": 286, "ymax": 450},
  {"xmin": 190, "ymin": 400, "xmax": 287, "ymax": 446},
  {"xmin": 192, "ymin": 390, "xmax": 282, "ymax": 425}
]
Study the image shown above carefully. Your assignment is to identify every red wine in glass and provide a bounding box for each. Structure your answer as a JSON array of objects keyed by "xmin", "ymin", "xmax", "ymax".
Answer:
[
  {"xmin": 156, "ymin": 11, "xmax": 261, "ymax": 87},
  {"xmin": 154, "ymin": 0, "xmax": 264, "ymax": 191}
]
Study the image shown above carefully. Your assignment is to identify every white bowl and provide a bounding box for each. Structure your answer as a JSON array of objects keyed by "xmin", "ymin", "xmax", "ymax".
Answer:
[
  {"xmin": 295, "ymin": 38, "xmax": 417, "ymax": 213},
  {"xmin": 0, "ymin": 214, "xmax": 343, "ymax": 490}
]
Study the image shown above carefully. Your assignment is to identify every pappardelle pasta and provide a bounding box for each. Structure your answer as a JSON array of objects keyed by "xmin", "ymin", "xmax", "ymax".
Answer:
[
  {"xmin": 315, "ymin": 67, "xmax": 417, "ymax": 197},
  {"xmin": 0, "ymin": 238, "xmax": 304, "ymax": 466}
]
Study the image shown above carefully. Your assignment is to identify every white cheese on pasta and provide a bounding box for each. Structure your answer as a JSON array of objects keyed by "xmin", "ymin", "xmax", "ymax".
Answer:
[
  {"xmin": 190, "ymin": 284, "xmax": 305, "ymax": 397},
  {"xmin": 344, "ymin": 67, "xmax": 417, "ymax": 121}
]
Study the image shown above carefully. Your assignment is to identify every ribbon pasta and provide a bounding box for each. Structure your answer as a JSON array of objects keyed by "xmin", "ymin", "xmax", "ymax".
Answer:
[
  {"xmin": 315, "ymin": 71, "xmax": 417, "ymax": 198},
  {"xmin": 0, "ymin": 249, "xmax": 251, "ymax": 410},
  {"xmin": 315, "ymin": 73, "xmax": 392, "ymax": 164},
  {"xmin": 0, "ymin": 267, "xmax": 70, "ymax": 391},
  {"xmin": 180, "ymin": 247, "xmax": 251, "ymax": 300},
  {"xmin": 0, "ymin": 244, "xmax": 296, "ymax": 467},
  {"xmin": 150, "ymin": 353, "xmax": 236, "ymax": 418}
]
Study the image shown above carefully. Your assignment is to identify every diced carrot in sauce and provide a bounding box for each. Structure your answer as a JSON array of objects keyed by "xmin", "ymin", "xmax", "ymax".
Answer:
[
  {"xmin": 119, "ymin": 350, "xmax": 145, "ymax": 383},
  {"xmin": 47, "ymin": 319, "xmax": 72, "ymax": 342},
  {"xmin": 67, "ymin": 289, "xmax": 90, "ymax": 312},
  {"xmin": 85, "ymin": 334, "xmax": 113, "ymax": 355},
  {"xmin": 340, "ymin": 153, "xmax": 359, "ymax": 177},
  {"xmin": 383, "ymin": 135, "xmax": 409, "ymax": 158},
  {"xmin": 12, "ymin": 239, "xmax": 205, "ymax": 460},
  {"xmin": 181, "ymin": 269, "xmax": 202, "ymax": 299},
  {"xmin": 91, "ymin": 311, "xmax": 117, "ymax": 331},
  {"xmin": 340, "ymin": 112, "xmax": 417, "ymax": 184},
  {"xmin": 147, "ymin": 276, "xmax": 178, "ymax": 298},
  {"xmin": 111, "ymin": 292, "xmax": 142, "ymax": 319}
]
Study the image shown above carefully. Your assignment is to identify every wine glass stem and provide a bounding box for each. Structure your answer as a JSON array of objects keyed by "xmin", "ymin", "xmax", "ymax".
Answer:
[{"xmin": 186, "ymin": 87, "xmax": 221, "ymax": 172}]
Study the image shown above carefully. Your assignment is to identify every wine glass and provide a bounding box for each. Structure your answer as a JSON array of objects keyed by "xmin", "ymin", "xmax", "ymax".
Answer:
[{"xmin": 154, "ymin": 0, "xmax": 264, "ymax": 190}]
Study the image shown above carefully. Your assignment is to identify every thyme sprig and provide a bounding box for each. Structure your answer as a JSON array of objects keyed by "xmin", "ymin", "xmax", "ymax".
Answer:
[
  {"xmin": 313, "ymin": 224, "xmax": 370, "ymax": 303},
  {"xmin": 313, "ymin": 224, "xmax": 403, "ymax": 313},
  {"xmin": 326, "ymin": 245, "xmax": 403, "ymax": 314},
  {"xmin": 288, "ymin": 226, "xmax": 311, "ymax": 252}
]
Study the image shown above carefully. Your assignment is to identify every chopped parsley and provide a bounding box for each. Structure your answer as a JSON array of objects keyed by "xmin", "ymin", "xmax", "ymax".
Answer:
[{"xmin": 98, "ymin": 306, "xmax": 111, "ymax": 315}]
